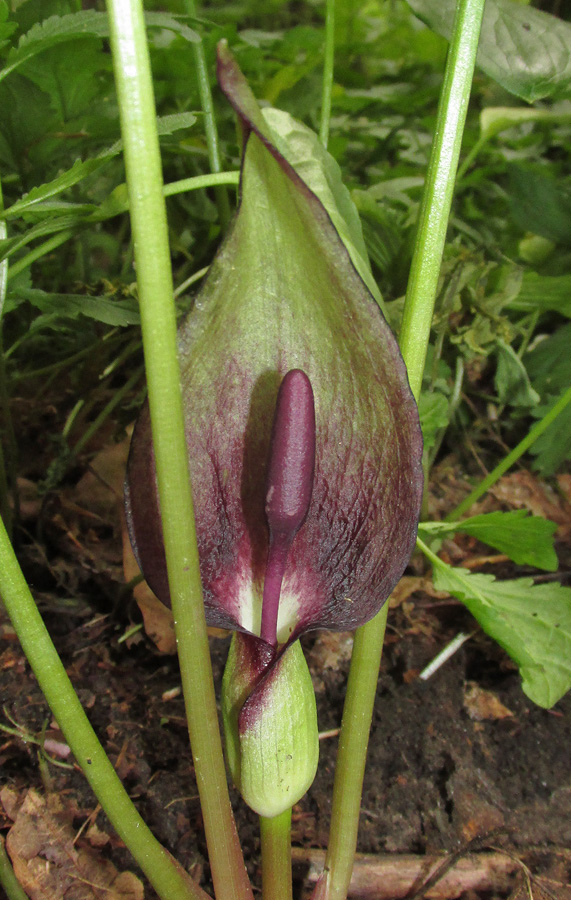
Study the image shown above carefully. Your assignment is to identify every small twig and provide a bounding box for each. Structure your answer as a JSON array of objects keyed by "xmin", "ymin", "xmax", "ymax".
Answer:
[{"xmin": 419, "ymin": 630, "xmax": 477, "ymax": 681}]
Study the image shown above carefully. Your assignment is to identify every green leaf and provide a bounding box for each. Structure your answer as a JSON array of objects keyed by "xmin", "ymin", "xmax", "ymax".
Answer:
[
  {"xmin": 432, "ymin": 561, "xmax": 571, "ymax": 708},
  {"xmin": 0, "ymin": 215, "xmax": 80, "ymax": 263},
  {"xmin": 525, "ymin": 323, "xmax": 571, "ymax": 396},
  {"xmin": 508, "ymin": 166, "xmax": 571, "ymax": 246},
  {"xmin": 479, "ymin": 104, "xmax": 571, "ymax": 142},
  {"xmin": 7, "ymin": 287, "xmax": 140, "ymax": 326},
  {"xmin": 418, "ymin": 391, "xmax": 449, "ymax": 454},
  {"xmin": 2, "ymin": 113, "xmax": 196, "ymax": 220},
  {"xmin": 406, "ymin": 0, "xmax": 571, "ymax": 102},
  {"xmin": 529, "ymin": 398, "xmax": 571, "ymax": 475},
  {"xmin": 420, "ymin": 510, "xmax": 558, "ymax": 571},
  {"xmin": 261, "ymin": 107, "xmax": 385, "ymax": 311},
  {"xmin": 1, "ymin": 10, "xmax": 199, "ymax": 85},
  {"xmin": 495, "ymin": 339, "xmax": 540, "ymax": 409},
  {"xmin": 510, "ymin": 272, "xmax": 571, "ymax": 318}
]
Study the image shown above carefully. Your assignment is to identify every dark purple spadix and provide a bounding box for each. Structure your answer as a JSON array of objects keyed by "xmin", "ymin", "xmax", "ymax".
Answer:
[{"xmin": 260, "ymin": 370, "xmax": 316, "ymax": 646}]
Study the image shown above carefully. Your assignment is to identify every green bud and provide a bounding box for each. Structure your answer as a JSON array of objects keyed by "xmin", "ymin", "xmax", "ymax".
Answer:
[{"xmin": 221, "ymin": 633, "xmax": 319, "ymax": 818}]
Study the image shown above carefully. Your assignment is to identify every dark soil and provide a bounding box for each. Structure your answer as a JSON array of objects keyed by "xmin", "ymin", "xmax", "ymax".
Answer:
[{"xmin": 0, "ymin": 442, "xmax": 570, "ymax": 899}]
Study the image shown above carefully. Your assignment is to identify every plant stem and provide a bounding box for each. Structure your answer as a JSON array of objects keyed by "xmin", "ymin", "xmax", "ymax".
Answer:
[
  {"xmin": 105, "ymin": 2, "xmax": 252, "ymax": 898},
  {"xmin": 0, "ymin": 518, "xmax": 208, "ymax": 900},
  {"xmin": 312, "ymin": 605, "xmax": 388, "ymax": 900},
  {"xmin": 399, "ymin": 0, "xmax": 487, "ymax": 400},
  {"xmin": 71, "ymin": 366, "xmax": 144, "ymax": 459},
  {"xmin": 0, "ymin": 836, "xmax": 29, "ymax": 900},
  {"xmin": 5, "ymin": 174, "xmax": 239, "ymax": 282},
  {"xmin": 319, "ymin": 0, "xmax": 335, "ymax": 148},
  {"xmin": 447, "ymin": 383, "xmax": 571, "ymax": 521},
  {"xmin": 317, "ymin": 2, "xmax": 486, "ymax": 897},
  {"xmin": 6, "ymin": 230, "xmax": 74, "ymax": 282},
  {"xmin": 182, "ymin": 0, "xmax": 231, "ymax": 228},
  {"xmin": 259, "ymin": 810, "xmax": 293, "ymax": 900},
  {"xmin": 0, "ymin": 178, "xmax": 17, "ymax": 536}
]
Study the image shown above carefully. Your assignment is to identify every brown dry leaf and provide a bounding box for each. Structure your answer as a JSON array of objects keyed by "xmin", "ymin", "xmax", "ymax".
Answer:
[
  {"xmin": 463, "ymin": 681, "xmax": 514, "ymax": 721},
  {"xmin": 2, "ymin": 788, "xmax": 144, "ymax": 900},
  {"xmin": 389, "ymin": 576, "xmax": 449, "ymax": 608},
  {"xmin": 121, "ymin": 512, "xmax": 177, "ymax": 654},
  {"xmin": 491, "ymin": 471, "xmax": 571, "ymax": 541},
  {"xmin": 74, "ymin": 435, "xmax": 131, "ymax": 522},
  {"xmin": 307, "ymin": 632, "xmax": 354, "ymax": 671}
]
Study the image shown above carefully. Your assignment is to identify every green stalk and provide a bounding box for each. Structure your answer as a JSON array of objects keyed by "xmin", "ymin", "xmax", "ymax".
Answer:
[
  {"xmin": 182, "ymin": 0, "xmax": 231, "ymax": 228},
  {"xmin": 6, "ymin": 230, "xmax": 74, "ymax": 282},
  {"xmin": 0, "ymin": 518, "xmax": 208, "ymax": 900},
  {"xmin": 104, "ymin": 3, "xmax": 252, "ymax": 898},
  {"xmin": 71, "ymin": 366, "xmax": 144, "ymax": 459},
  {"xmin": 399, "ymin": 0, "xmax": 487, "ymax": 398},
  {"xmin": 5, "ymin": 174, "xmax": 238, "ymax": 283},
  {"xmin": 0, "ymin": 837, "xmax": 29, "ymax": 900},
  {"xmin": 259, "ymin": 810, "xmax": 293, "ymax": 900},
  {"xmin": 319, "ymin": 0, "xmax": 335, "ymax": 148},
  {"xmin": 447, "ymin": 383, "xmax": 571, "ymax": 521},
  {"xmin": 317, "ymin": 2, "xmax": 486, "ymax": 898},
  {"xmin": 312, "ymin": 605, "xmax": 388, "ymax": 900},
  {"xmin": 0, "ymin": 178, "xmax": 17, "ymax": 536}
]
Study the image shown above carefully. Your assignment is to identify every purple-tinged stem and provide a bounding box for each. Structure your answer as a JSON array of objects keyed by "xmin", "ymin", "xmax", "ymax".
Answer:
[
  {"xmin": 260, "ymin": 532, "xmax": 292, "ymax": 646},
  {"xmin": 261, "ymin": 370, "xmax": 316, "ymax": 647}
]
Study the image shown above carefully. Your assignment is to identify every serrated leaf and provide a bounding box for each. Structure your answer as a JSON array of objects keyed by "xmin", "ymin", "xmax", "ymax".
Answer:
[
  {"xmin": 2, "ymin": 113, "xmax": 196, "ymax": 220},
  {"xmin": 432, "ymin": 561, "xmax": 571, "ymax": 707},
  {"xmin": 261, "ymin": 107, "xmax": 385, "ymax": 311},
  {"xmin": 407, "ymin": 0, "xmax": 571, "ymax": 102},
  {"xmin": 8, "ymin": 287, "xmax": 140, "ymax": 326},
  {"xmin": 1, "ymin": 10, "xmax": 199, "ymax": 85},
  {"xmin": 420, "ymin": 510, "xmax": 558, "ymax": 571}
]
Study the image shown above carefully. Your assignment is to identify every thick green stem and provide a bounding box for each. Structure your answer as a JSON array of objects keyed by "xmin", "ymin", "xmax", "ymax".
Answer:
[
  {"xmin": 259, "ymin": 810, "xmax": 292, "ymax": 900},
  {"xmin": 317, "ymin": 2, "xmax": 486, "ymax": 898},
  {"xmin": 447, "ymin": 383, "xmax": 571, "ymax": 521},
  {"xmin": 0, "ymin": 518, "xmax": 208, "ymax": 900},
  {"xmin": 312, "ymin": 606, "xmax": 388, "ymax": 900},
  {"xmin": 399, "ymin": 0, "xmax": 487, "ymax": 400},
  {"xmin": 182, "ymin": 0, "xmax": 231, "ymax": 228},
  {"xmin": 0, "ymin": 180, "xmax": 17, "ymax": 536},
  {"xmin": 105, "ymin": 2, "xmax": 251, "ymax": 898},
  {"xmin": 0, "ymin": 837, "xmax": 29, "ymax": 900},
  {"xmin": 319, "ymin": 0, "xmax": 335, "ymax": 148}
]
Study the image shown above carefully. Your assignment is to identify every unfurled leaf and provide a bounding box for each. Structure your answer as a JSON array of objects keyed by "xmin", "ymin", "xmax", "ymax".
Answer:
[
  {"xmin": 407, "ymin": 0, "xmax": 571, "ymax": 102},
  {"xmin": 126, "ymin": 44, "xmax": 423, "ymax": 644},
  {"xmin": 420, "ymin": 510, "xmax": 558, "ymax": 571},
  {"xmin": 260, "ymin": 108, "xmax": 385, "ymax": 311},
  {"xmin": 432, "ymin": 560, "xmax": 571, "ymax": 708}
]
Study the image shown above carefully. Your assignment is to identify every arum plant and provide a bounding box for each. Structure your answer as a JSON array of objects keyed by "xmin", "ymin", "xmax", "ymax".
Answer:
[
  {"xmin": 0, "ymin": 0, "xmax": 487, "ymax": 897},
  {"xmin": 125, "ymin": 41, "xmax": 423, "ymax": 898}
]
